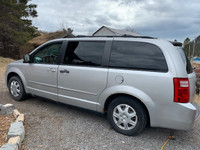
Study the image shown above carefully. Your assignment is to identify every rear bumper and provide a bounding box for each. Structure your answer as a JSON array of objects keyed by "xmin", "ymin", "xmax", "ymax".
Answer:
[
  {"xmin": 193, "ymin": 102, "xmax": 199, "ymax": 121},
  {"xmin": 151, "ymin": 102, "xmax": 199, "ymax": 130}
]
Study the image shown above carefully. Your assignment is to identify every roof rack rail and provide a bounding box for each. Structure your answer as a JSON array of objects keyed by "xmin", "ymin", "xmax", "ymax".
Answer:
[{"xmin": 75, "ymin": 35, "xmax": 156, "ymax": 39}]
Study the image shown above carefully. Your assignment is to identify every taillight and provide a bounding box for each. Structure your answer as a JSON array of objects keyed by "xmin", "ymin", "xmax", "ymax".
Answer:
[{"xmin": 174, "ymin": 78, "xmax": 189, "ymax": 103}]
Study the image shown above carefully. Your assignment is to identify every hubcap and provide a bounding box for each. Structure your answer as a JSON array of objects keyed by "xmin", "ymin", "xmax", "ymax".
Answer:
[
  {"xmin": 113, "ymin": 104, "xmax": 137, "ymax": 130},
  {"xmin": 10, "ymin": 80, "xmax": 20, "ymax": 97}
]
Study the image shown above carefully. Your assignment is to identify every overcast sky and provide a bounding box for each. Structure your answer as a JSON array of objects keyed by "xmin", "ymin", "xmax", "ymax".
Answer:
[{"xmin": 30, "ymin": 0, "xmax": 200, "ymax": 42}]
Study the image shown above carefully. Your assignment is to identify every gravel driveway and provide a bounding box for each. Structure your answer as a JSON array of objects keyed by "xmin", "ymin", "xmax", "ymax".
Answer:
[{"xmin": 1, "ymin": 66, "xmax": 200, "ymax": 150}]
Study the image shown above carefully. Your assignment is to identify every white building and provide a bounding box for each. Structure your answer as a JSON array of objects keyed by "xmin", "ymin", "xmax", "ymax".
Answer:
[{"xmin": 93, "ymin": 26, "xmax": 140, "ymax": 36}]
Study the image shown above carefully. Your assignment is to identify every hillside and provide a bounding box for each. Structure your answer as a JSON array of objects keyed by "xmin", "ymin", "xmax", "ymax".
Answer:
[{"xmin": 20, "ymin": 29, "xmax": 74, "ymax": 58}]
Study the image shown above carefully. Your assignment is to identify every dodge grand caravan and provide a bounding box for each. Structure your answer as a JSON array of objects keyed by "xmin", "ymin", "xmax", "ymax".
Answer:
[{"xmin": 6, "ymin": 36, "xmax": 199, "ymax": 135}]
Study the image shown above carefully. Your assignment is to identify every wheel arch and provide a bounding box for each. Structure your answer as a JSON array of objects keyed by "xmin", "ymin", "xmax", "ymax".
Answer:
[
  {"xmin": 6, "ymin": 68, "xmax": 28, "ymax": 93},
  {"xmin": 97, "ymin": 85, "xmax": 156, "ymax": 126},
  {"xmin": 7, "ymin": 72, "xmax": 19, "ymax": 86},
  {"xmin": 104, "ymin": 93, "xmax": 150, "ymax": 125}
]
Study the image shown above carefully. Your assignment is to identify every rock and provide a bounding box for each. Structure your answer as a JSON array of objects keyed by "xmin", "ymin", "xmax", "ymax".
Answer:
[
  {"xmin": 0, "ymin": 143, "xmax": 18, "ymax": 150},
  {"xmin": 7, "ymin": 122, "xmax": 25, "ymax": 143},
  {"xmin": 0, "ymin": 104, "xmax": 15, "ymax": 115},
  {"xmin": 13, "ymin": 109, "xmax": 20, "ymax": 119},
  {"xmin": 0, "ymin": 104, "xmax": 6, "ymax": 115},
  {"xmin": 3, "ymin": 104, "xmax": 15, "ymax": 115},
  {"xmin": 16, "ymin": 114, "xmax": 24, "ymax": 122},
  {"xmin": 8, "ymin": 136, "xmax": 21, "ymax": 149}
]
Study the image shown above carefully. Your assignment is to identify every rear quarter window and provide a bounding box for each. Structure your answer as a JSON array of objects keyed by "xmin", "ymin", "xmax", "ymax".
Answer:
[
  {"xmin": 109, "ymin": 41, "xmax": 168, "ymax": 72},
  {"xmin": 186, "ymin": 56, "xmax": 193, "ymax": 74}
]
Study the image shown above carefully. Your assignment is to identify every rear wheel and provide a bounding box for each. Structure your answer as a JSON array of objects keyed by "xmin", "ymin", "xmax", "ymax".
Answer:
[
  {"xmin": 8, "ymin": 76, "xmax": 26, "ymax": 101},
  {"xmin": 107, "ymin": 96, "xmax": 147, "ymax": 136}
]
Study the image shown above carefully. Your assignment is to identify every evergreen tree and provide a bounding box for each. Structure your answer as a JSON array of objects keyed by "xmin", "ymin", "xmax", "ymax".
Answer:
[
  {"xmin": 183, "ymin": 37, "xmax": 191, "ymax": 58},
  {"xmin": 0, "ymin": 0, "xmax": 37, "ymax": 58},
  {"xmin": 183, "ymin": 37, "xmax": 190, "ymax": 47},
  {"xmin": 183, "ymin": 36, "xmax": 200, "ymax": 58}
]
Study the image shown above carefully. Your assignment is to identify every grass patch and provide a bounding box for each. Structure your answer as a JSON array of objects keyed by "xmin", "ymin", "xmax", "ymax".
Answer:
[
  {"xmin": 0, "ymin": 57, "xmax": 14, "ymax": 63},
  {"xmin": 0, "ymin": 57, "xmax": 14, "ymax": 73}
]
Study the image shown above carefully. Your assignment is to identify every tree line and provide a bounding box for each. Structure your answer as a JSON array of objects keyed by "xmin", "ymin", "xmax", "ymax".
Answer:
[
  {"xmin": 0, "ymin": 0, "xmax": 37, "ymax": 59},
  {"xmin": 183, "ymin": 36, "xmax": 200, "ymax": 58}
]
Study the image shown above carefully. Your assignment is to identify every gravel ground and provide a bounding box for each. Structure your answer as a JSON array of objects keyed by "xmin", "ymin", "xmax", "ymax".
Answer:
[{"xmin": 1, "ymin": 61, "xmax": 200, "ymax": 150}]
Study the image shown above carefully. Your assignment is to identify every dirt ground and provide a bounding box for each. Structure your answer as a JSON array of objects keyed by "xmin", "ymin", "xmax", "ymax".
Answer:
[
  {"xmin": 0, "ymin": 57, "xmax": 200, "ymax": 150},
  {"xmin": 0, "ymin": 114, "xmax": 15, "ymax": 147}
]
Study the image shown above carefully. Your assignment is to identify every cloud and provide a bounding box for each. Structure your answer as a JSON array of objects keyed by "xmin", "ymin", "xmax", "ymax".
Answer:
[{"xmin": 30, "ymin": 0, "xmax": 200, "ymax": 42}]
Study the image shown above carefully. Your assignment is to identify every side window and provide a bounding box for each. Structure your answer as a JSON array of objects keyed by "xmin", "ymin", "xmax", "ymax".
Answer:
[
  {"xmin": 63, "ymin": 41, "xmax": 105, "ymax": 67},
  {"xmin": 32, "ymin": 43, "xmax": 62, "ymax": 64},
  {"xmin": 110, "ymin": 41, "xmax": 168, "ymax": 72}
]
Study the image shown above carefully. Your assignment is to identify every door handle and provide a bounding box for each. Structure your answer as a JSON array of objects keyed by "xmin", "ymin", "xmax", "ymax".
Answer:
[
  {"xmin": 60, "ymin": 69, "xmax": 70, "ymax": 74},
  {"xmin": 47, "ymin": 68, "xmax": 56, "ymax": 72}
]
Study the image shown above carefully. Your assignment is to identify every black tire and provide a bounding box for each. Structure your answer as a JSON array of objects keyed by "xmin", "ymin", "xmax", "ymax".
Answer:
[
  {"xmin": 8, "ymin": 76, "xmax": 26, "ymax": 101},
  {"xmin": 107, "ymin": 96, "xmax": 147, "ymax": 136}
]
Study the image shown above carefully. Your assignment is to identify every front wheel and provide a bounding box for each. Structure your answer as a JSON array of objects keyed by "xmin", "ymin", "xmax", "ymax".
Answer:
[
  {"xmin": 8, "ymin": 76, "xmax": 26, "ymax": 101},
  {"xmin": 107, "ymin": 96, "xmax": 147, "ymax": 136}
]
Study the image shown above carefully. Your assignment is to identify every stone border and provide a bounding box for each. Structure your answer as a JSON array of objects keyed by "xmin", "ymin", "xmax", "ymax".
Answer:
[{"xmin": 0, "ymin": 104, "xmax": 25, "ymax": 150}]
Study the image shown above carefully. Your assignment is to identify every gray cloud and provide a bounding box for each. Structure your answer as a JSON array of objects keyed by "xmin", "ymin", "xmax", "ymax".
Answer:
[
  {"xmin": 95, "ymin": 15, "xmax": 112, "ymax": 27},
  {"xmin": 30, "ymin": 0, "xmax": 200, "ymax": 42}
]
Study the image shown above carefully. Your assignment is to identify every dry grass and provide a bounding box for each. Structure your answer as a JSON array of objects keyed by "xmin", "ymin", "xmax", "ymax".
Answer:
[
  {"xmin": 19, "ymin": 31, "xmax": 65, "ymax": 58},
  {"xmin": 0, "ymin": 57, "xmax": 14, "ymax": 64},
  {"xmin": 28, "ymin": 31, "xmax": 64, "ymax": 46},
  {"xmin": 0, "ymin": 57, "xmax": 14, "ymax": 73}
]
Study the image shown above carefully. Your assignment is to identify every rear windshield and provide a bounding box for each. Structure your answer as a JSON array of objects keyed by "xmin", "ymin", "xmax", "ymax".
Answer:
[{"xmin": 178, "ymin": 47, "xmax": 193, "ymax": 74}]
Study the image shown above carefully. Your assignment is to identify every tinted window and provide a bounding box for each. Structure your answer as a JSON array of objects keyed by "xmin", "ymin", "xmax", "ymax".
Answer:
[
  {"xmin": 64, "ymin": 41, "xmax": 105, "ymax": 67},
  {"xmin": 186, "ymin": 57, "xmax": 193, "ymax": 74},
  {"xmin": 177, "ymin": 47, "xmax": 193, "ymax": 74},
  {"xmin": 110, "ymin": 41, "xmax": 168, "ymax": 72},
  {"xmin": 32, "ymin": 43, "xmax": 62, "ymax": 64}
]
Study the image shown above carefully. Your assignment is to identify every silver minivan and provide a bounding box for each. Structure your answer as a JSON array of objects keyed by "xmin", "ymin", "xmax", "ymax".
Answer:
[{"xmin": 6, "ymin": 36, "xmax": 199, "ymax": 135}]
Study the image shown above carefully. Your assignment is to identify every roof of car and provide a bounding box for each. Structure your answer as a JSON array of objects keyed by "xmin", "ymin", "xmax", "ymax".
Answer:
[{"xmin": 50, "ymin": 36, "xmax": 183, "ymax": 47}]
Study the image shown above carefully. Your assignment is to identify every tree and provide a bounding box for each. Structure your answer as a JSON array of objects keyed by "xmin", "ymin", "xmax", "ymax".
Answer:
[
  {"xmin": 183, "ymin": 37, "xmax": 190, "ymax": 47},
  {"xmin": 0, "ymin": 0, "xmax": 37, "ymax": 59},
  {"xmin": 183, "ymin": 37, "xmax": 191, "ymax": 58}
]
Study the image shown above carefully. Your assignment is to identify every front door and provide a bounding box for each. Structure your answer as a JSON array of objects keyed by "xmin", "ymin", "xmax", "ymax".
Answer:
[
  {"xmin": 25, "ymin": 42, "xmax": 62, "ymax": 101},
  {"xmin": 58, "ymin": 41, "xmax": 108, "ymax": 110}
]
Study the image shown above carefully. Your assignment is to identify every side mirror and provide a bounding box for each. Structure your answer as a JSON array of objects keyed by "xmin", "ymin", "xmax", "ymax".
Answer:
[{"xmin": 23, "ymin": 54, "xmax": 31, "ymax": 63}]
